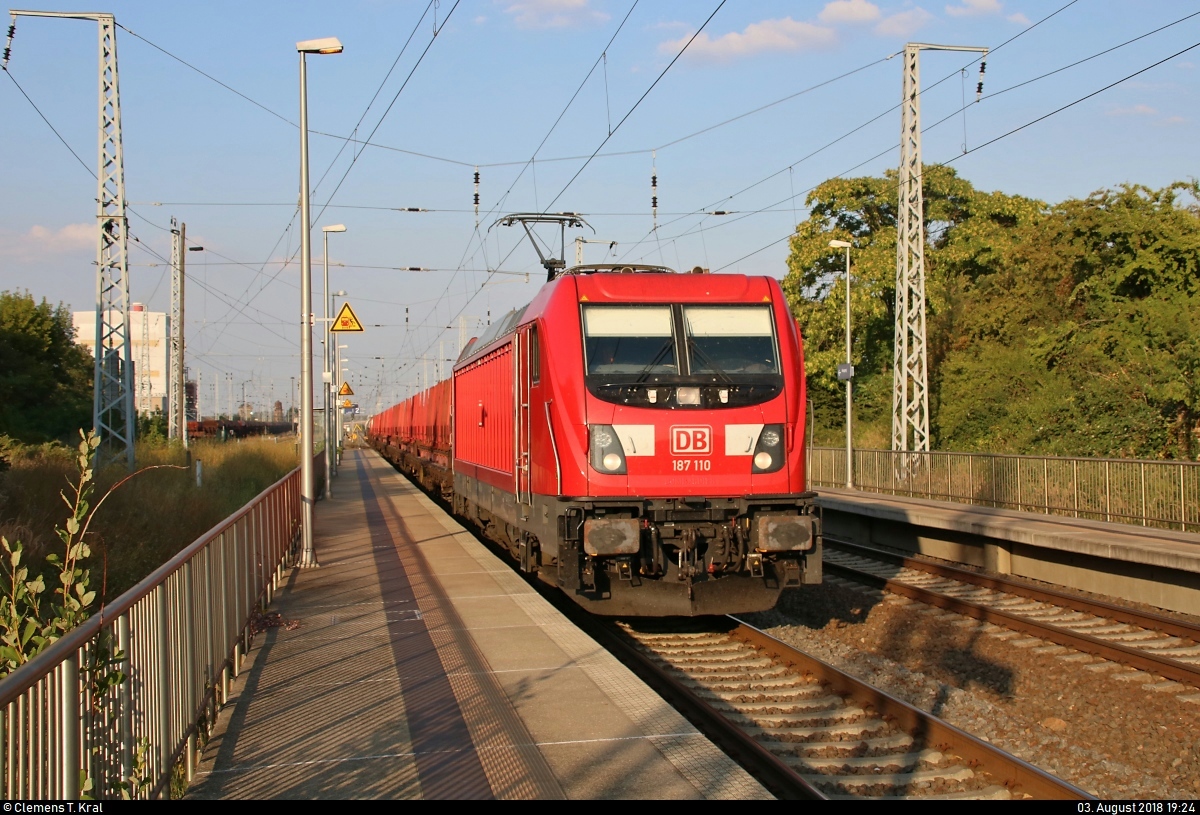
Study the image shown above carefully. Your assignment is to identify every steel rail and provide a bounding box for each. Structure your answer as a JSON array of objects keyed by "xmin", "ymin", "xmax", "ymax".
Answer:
[
  {"xmin": 727, "ymin": 619, "xmax": 1092, "ymax": 800},
  {"xmin": 824, "ymin": 538, "xmax": 1200, "ymax": 688},
  {"xmin": 829, "ymin": 538, "xmax": 1200, "ymax": 640},
  {"xmin": 589, "ymin": 618, "xmax": 826, "ymax": 800}
]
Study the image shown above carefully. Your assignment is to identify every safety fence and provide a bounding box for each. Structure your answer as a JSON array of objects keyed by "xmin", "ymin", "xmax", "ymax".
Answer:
[
  {"xmin": 809, "ymin": 447, "xmax": 1200, "ymax": 533},
  {"xmin": 0, "ymin": 453, "xmax": 319, "ymax": 800}
]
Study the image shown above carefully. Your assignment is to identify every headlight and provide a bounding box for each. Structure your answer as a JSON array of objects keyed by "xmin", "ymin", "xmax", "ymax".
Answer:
[
  {"xmin": 590, "ymin": 424, "xmax": 627, "ymax": 474},
  {"xmin": 752, "ymin": 423, "xmax": 785, "ymax": 474}
]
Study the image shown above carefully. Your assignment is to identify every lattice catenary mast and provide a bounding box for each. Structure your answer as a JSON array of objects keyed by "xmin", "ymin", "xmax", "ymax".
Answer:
[
  {"xmin": 168, "ymin": 218, "xmax": 185, "ymax": 442},
  {"xmin": 893, "ymin": 42, "xmax": 987, "ymax": 455},
  {"xmin": 6, "ymin": 10, "xmax": 135, "ymax": 468}
]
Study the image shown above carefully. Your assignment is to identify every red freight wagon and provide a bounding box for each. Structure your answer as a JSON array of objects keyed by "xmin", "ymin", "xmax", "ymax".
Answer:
[{"xmin": 371, "ymin": 263, "xmax": 821, "ymax": 616}]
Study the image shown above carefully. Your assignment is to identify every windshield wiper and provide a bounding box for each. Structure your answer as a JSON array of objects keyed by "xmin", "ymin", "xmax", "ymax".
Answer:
[
  {"xmin": 635, "ymin": 340, "xmax": 676, "ymax": 383},
  {"xmin": 687, "ymin": 339, "xmax": 735, "ymax": 384}
]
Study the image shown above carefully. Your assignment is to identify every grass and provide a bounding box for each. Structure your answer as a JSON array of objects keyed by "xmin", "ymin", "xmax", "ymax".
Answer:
[{"xmin": 0, "ymin": 436, "xmax": 303, "ymax": 601}]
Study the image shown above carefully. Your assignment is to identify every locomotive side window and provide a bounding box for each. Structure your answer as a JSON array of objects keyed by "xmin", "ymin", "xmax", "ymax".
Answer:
[
  {"xmin": 529, "ymin": 325, "xmax": 540, "ymax": 384},
  {"xmin": 582, "ymin": 306, "xmax": 677, "ymax": 376},
  {"xmin": 683, "ymin": 306, "xmax": 779, "ymax": 375}
]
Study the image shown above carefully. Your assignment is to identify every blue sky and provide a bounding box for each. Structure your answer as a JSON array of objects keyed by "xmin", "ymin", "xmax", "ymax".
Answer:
[{"xmin": 2, "ymin": 0, "xmax": 1197, "ymax": 416}]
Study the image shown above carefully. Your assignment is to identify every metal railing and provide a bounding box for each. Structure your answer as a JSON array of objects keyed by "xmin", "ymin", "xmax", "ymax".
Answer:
[
  {"xmin": 809, "ymin": 447, "xmax": 1200, "ymax": 533},
  {"xmin": 0, "ymin": 454, "xmax": 318, "ymax": 799}
]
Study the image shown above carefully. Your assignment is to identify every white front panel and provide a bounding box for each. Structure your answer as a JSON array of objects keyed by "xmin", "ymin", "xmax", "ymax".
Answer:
[
  {"xmin": 725, "ymin": 424, "xmax": 764, "ymax": 456},
  {"xmin": 613, "ymin": 424, "xmax": 655, "ymax": 456}
]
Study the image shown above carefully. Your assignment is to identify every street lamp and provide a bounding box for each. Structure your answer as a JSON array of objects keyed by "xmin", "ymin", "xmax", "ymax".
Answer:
[
  {"xmin": 328, "ymin": 290, "xmax": 347, "ymax": 478},
  {"xmin": 829, "ymin": 239, "xmax": 853, "ymax": 489},
  {"xmin": 298, "ymin": 35, "xmax": 343, "ymax": 569},
  {"xmin": 338, "ymin": 352, "xmax": 350, "ymax": 456},
  {"xmin": 322, "ymin": 225, "xmax": 346, "ymax": 498}
]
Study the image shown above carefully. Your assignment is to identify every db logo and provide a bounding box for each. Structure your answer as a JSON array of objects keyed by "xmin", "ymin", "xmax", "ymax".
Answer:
[{"xmin": 671, "ymin": 426, "xmax": 712, "ymax": 455}]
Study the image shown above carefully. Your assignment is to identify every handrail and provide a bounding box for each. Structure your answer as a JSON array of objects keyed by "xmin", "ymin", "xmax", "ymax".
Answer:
[
  {"xmin": 0, "ymin": 450, "xmax": 321, "ymax": 799},
  {"xmin": 810, "ymin": 446, "xmax": 1199, "ymax": 533},
  {"xmin": 0, "ymin": 465, "xmax": 300, "ymax": 704}
]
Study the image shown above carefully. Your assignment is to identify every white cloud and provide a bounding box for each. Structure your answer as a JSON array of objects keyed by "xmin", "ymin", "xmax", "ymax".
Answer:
[
  {"xmin": 1160, "ymin": 115, "xmax": 1186, "ymax": 125},
  {"xmin": 946, "ymin": 0, "xmax": 1002, "ymax": 16},
  {"xmin": 875, "ymin": 8, "xmax": 934, "ymax": 37},
  {"xmin": 1107, "ymin": 104, "xmax": 1157, "ymax": 117},
  {"xmin": 474, "ymin": 15, "xmax": 488, "ymax": 24},
  {"xmin": 819, "ymin": 0, "xmax": 881, "ymax": 24},
  {"xmin": 1007, "ymin": 12, "xmax": 1031, "ymax": 25},
  {"xmin": 0, "ymin": 223, "xmax": 94, "ymax": 260},
  {"xmin": 660, "ymin": 17, "xmax": 837, "ymax": 62},
  {"xmin": 504, "ymin": 0, "xmax": 608, "ymax": 29}
]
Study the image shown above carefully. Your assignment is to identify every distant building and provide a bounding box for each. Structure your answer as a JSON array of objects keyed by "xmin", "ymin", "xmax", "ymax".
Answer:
[
  {"xmin": 73, "ymin": 305, "xmax": 170, "ymax": 416},
  {"xmin": 273, "ymin": 401, "xmax": 284, "ymax": 422}
]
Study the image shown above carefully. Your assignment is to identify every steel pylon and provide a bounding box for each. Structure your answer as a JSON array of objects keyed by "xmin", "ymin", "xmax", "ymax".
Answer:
[
  {"xmin": 8, "ymin": 11, "xmax": 135, "ymax": 468},
  {"xmin": 92, "ymin": 13, "xmax": 135, "ymax": 468},
  {"xmin": 893, "ymin": 42, "xmax": 987, "ymax": 457},
  {"xmin": 168, "ymin": 219, "xmax": 185, "ymax": 441}
]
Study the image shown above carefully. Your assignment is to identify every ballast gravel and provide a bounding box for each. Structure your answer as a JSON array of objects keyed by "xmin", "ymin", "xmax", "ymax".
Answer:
[{"xmin": 740, "ymin": 580, "xmax": 1200, "ymax": 800}]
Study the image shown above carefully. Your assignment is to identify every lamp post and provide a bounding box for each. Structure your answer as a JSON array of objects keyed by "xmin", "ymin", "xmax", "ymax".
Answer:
[
  {"xmin": 337, "ymin": 346, "xmax": 349, "ymax": 462},
  {"xmin": 340, "ymin": 352, "xmax": 350, "ymax": 458},
  {"xmin": 297, "ymin": 36, "xmax": 343, "ymax": 569},
  {"xmin": 328, "ymin": 290, "xmax": 347, "ymax": 478},
  {"xmin": 322, "ymin": 225, "xmax": 346, "ymax": 498},
  {"xmin": 829, "ymin": 239, "xmax": 854, "ymax": 489}
]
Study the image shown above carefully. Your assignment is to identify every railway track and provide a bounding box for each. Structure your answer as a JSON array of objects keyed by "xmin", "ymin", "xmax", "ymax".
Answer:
[
  {"xmin": 822, "ymin": 539, "xmax": 1200, "ymax": 689},
  {"xmin": 596, "ymin": 618, "xmax": 1089, "ymax": 800}
]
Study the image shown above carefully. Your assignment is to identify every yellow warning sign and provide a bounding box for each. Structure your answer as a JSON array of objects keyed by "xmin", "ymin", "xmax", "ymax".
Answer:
[
  {"xmin": 342, "ymin": 399, "xmax": 353, "ymax": 408},
  {"xmin": 338, "ymin": 381, "xmax": 354, "ymax": 396},
  {"xmin": 331, "ymin": 302, "xmax": 364, "ymax": 332}
]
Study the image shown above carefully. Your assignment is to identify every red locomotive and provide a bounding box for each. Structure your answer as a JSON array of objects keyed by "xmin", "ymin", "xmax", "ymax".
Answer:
[{"xmin": 369, "ymin": 262, "xmax": 822, "ymax": 616}]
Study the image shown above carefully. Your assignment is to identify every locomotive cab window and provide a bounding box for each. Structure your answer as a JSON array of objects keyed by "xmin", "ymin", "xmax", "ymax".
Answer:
[
  {"xmin": 683, "ymin": 306, "xmax": 778, "ymax": 375},
  {"xmin": 529, "ymin": 324, "xmax": 540, "ymax": 384},
  {"xmin": 582, "ymin": 306, "xmax": 677, "ymax": 376},
  {"xmin": 582, "ymin": 303, "xmax": 784, "ymax": 409}
]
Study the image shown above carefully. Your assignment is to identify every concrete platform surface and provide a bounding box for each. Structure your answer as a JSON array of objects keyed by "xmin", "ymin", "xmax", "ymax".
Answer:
[
  {"xmin": 817, "ymin": 487, "xmax": 1200, "ymax": 574},
  {"xmin": 186, "ymin": 449, "xmax": 770, "ymax": 800},
  {"xmin": 817, "ymin": 487, "xmax": 1200, "ymax": 615}
]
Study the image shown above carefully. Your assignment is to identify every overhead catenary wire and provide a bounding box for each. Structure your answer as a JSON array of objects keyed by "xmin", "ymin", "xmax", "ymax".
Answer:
[
  {"xmin": 615, "ymin": 0, "xmax": 1171, "ymax": 264},
  {"xmin": 712, "ymin": 36, "xmax": 1200, "ymax": 274},
  {"xmin": 633, "ymin": 7, "xmax": 1200, "ymax": 261},
  {"xmin": 8, "ymin": 0, "xmax": 1187, "ymax": 403},
  {"xmin": 400, "ymin": 1, "xmax": 644, "ymax": 371},
  {"xmin": 398, "ymin": 0, "xmax": 729, "ymax": 388},
  {"xmin": 167, "ymin": 3, "xmax": 460, "ymax": 358}
]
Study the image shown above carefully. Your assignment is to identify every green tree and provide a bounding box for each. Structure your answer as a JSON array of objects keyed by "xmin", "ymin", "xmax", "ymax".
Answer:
[
  {"xmin": 782, "ymin": 167, "xmax": 1043, "ymax": 448},
  {"xmin": 0, "ymin": 291, "xmax": 93, "ymax": 445},
  {"xmin": 937, "ymin": 182, "xmax": 1200, "ymax": 459},
  {"xmin": 784, "ymin": 171, "xmax": 1199, "ymax": 460}
]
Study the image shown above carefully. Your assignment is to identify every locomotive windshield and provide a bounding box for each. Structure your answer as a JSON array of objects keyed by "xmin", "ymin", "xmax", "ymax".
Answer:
[
  {"xmin": 683, "ymin": 306, "xmax": 779, "ymax": 375},
  {"xmin": 583, "ymin": 306, "xmax": 677, "ymax": 375},
  {"xmin": 582, "ymin": 303, "xmax": 782, "ymax": 408}
]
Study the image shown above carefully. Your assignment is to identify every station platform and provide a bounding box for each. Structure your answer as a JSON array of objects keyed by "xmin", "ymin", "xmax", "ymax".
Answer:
[
  {"xmin": 817, "ymin": 487, "xmax": 1200, "ymax": 615},
  {"xmin": 186, "ymin": 449, "xmax": 770, "ymax": 800}
]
